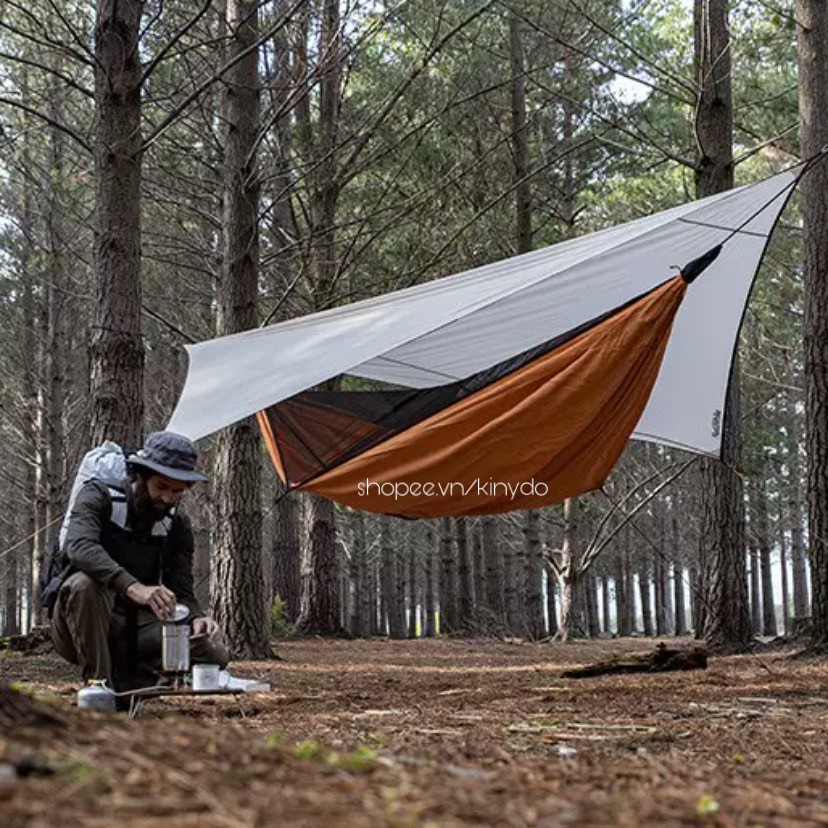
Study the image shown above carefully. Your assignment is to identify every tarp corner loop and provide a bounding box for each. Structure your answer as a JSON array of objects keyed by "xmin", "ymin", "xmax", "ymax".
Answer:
[{"xmin": 680, "ymin": 244, "xmax": 723, "ymax": 284}]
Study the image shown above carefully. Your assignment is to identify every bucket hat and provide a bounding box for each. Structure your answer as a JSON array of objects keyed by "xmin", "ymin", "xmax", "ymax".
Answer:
[{"xmin": 127, "ymin": 431, "xmax": 209, "ymax": 483}]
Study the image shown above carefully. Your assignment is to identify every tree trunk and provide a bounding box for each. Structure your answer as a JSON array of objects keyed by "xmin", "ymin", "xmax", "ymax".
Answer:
[
  {"xmin": 395, "ymin": 524, "xmax": 408, "ymax": 637},
  {"xmin": 509, "ymin": 12, "xmax": 531, "ymax": 254},
  {"xmin": 672, "ymin": 498, "xmax": 687, "ymax": 635},
  {"xmin": 749, "ymin": 541, "xmax": 762, "ymax": 636},
  {"xmin": 291, "ymin": 0, "xmax": 345, "ymax": 636},
  {"xmin": 3, "ymin": 556, "xmax": 20, "ymax": 637},
  {"xmin": 639, "ymin": 566, "xmax": 654, "ymax": 636},
  {"xmin": 689, "ymin": 566, "xmax": 699, "ymax": 632},
  {"xmin": 624, "ymin": 544, "xmax": 635, "ymax": 633},
  {"xmin": 547, "ymin": 568, "xmax": 558, "ymax": 637},
  {"xmin": 45, "ymin": 73, "xmax": 69, "ymax": 569},
  {"xmin": 472, "ymin": 521, "xmax": 486, "ymax": 620},
  {"xmin": 272, "ymin": 488, "xmax": 301, "ymax": 623},
  {"xmin": 354, "ymin": 510, "xmax": 371, "ymax": 637},
  {"xmin": 211, "ymin": 423, "xmax": 266, "ymax": 656},
  {"xmin": 756, "ymin": 478, "xmax": 778, "ymax": 637},
  {"xmin": 378, "ymin": 549, "xmax": 387, "ymax": 636},
  {"xmin": 191, "ymin": 497, "xmax": 211, "ymax": 612},
  {"xmin": 210, "ymin": 0, "xmax": 268, "ymax": 658},
  {"xmin": 483, "ymin": 515, "xmax": 504, "ymax": 624},
  {"xmin": 297, "ymin": 494, "xmax": 343, "ymax": 635},
  {"xmin": 558, "ymin": 570, "xmax": 586, "ymax": 641},
  {"xmin": 90, "ymin": 0, "xmax": 144, "ymax": 446},
  {"xmin": 601, "ymin": 576, "xmax": 611, "ymax": 635},
  {"xmin": 557, "ymin": 498, "xmax": 585, "ymax": 640},
  {"xmin": 524, "ymin": 510, "xmax": 545, "ymax": 639},
  {"xmin": 424, "ymin": 524, "xmax": 437, "ymax": 637},
  {"xmin": 778, "ymin": 520, "xmax": 790, "ymax": 636},
  {"xmin": 694, "ymin": 0, "xmax": 751, "ymax": 650},
  {"xmin": 674, "ymin": 565, "xmax": 687, "ymax": 636},
  {"xmin": 19, "ymin": 149, "xmax": 42, "ymax": 627},
  {"xmin": 407, "ymin": 534, "xmax": 418, "ymax": 639},
  {"xmin": 368, "ymin": 525, "xmax": 379, "ymax": 636},
  {"xmin": 654, "ymin": 554, "xmax": 667, "ymax": 636},
  {"xmin": 585, "ymin": 576, "xmax": 600, "ymax": 638},
  {"xmin": 797, "ymin": 0, "xmax": 828, "ymax": 645},
  {"xmin": 438, "ymin": 516, "xmax": 456, "ymax": 634},
  {"xmin": 380, "ymin": 518, "xmax": 396, "ymax": 637},
  {"xmin": 615, "ymin": 553, "xmax": 630, "ymax": 636},
  {"xmin": 784, "ymin": 354, "xmax": 810, "ymax": 619},
  {"xmin": 455, "ymin": 517, "xmax": 474, "ymax": 632}
]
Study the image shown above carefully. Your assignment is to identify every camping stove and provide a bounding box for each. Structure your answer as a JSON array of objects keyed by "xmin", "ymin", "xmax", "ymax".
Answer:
[{"xmin": 161, "ymin": 603, "xmax": 191, "ymax": 687}]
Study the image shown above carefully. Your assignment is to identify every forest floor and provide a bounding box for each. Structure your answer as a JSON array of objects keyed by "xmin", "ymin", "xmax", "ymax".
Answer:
[{"xmin": 1, "ymin": 636, "xmax": 827, "ymax": 827}]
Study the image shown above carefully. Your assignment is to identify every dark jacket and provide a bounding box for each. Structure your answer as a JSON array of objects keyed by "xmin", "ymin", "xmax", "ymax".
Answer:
[{"xmin": 63, "ymin": 478, "xmax": 203, "ymax": 618}]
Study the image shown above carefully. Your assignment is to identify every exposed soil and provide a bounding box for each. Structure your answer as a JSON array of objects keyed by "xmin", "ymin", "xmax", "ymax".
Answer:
[{"xmin": 1, "ymin": 637, "xmax": 827, "ymax": 827}]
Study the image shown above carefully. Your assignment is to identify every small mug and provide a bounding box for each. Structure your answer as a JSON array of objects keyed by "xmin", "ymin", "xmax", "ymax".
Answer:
[{"xmin": 192, "ymin": 663, "xmax": 227, "ymax": 691}]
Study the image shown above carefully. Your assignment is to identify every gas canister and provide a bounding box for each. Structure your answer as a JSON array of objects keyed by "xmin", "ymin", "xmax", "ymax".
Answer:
[{"xmin": 77, "ymin": 680, "xmax": 116, "ymax": 711}]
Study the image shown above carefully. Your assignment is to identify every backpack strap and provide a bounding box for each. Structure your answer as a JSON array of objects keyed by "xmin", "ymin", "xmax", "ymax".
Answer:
[{"xmin": 106, "ymin": 485, "xmax": 128, "ymax": 530}]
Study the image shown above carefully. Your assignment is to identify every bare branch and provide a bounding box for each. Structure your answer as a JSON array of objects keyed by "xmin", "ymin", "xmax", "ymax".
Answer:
[
  {"xmin": 139, "ymin": 0, "xmax": 214, "ymax": 86},
  {"xmin": 0, "ymin": 96, "xmax": 92, "ymax": 153},
  {"xmin": 0, "ymin": 50, "xmax": 93, "ymax": 98},
  {"xmin": 140, "ymin": 0, "xmax": 309, "ymax": 153}
]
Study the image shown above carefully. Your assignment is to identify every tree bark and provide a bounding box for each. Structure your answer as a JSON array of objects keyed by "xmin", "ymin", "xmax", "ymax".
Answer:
[
  {"xmin": 624, "ymin": 542, "xmax": 635, "ymax": 633},
  {"xmin": 272, "ymin": 488, "xmax": 301, "ymax": 623},
  {"xmin": 295, "ymin": 0, "xmax": 344, "ymax": 633},
  {"xmin": 639, "ymin": 565, "xmax": 654, "ymax": 637},
  {"xmin": 210, "ymin": 0, "xmax": 268, "ymax": 658},
  {"xmin": 390, "ymin": 520, "xmax": 406, "ymax": 637},
  {"xmin": 523, "ymin": 510, "xmax": 545, "ymax": 639},
  {"xmin": 483, "ymin": 516, "xmax": 504, "ymax": 624},
  {"xmin": 90, "ymin": 0, "xmax": 144, "ymax": 446},
  {"xmin": 45, "ymin": 71, "xmax": 69, "ymax": 569},
  {"xmin": 749, "ymin": 540, "xmax": 762, "ymax": 636},
  {"xmin": 615, "ymin": 552, "xmax": 630, "ymax": 636},
  {"xmin": 674, "ymin": 565, "xmax": 687, "ymax": 636},
  {"xmin": 557, "ymin": 498, "xmax": 585, "ymax": 640},
  {"xmin": 558, "ymin": 571, "xmax": 586, "ymax": 641},
  {"xmin": 796, "ymin": 0, "xmax": 828, "ymax": 645},
  {"xmin": 672, "ymin": 498, "xmax": 687, "ymax": 635},
  {"xmin": 694, "ymin": 0, "xmax": 750, "ymax": 650},
  {"xmin": 509, "ymin": 12, "xmax": 531, "ymax": 254},
  {"xmin": 585, "ymin": 576, "xmax": 600, "ymax": 638},
  {"xmin": 756, "ymin": 477, "xmax": 778, "ymax": 637},
  {"xmin": 351, "ymin": 510, "xmax": 369, "ymax": 636},
  {"xmin": 407, "ymin": 533, "xmax": 418, "ymax": 638},
  {"xmin": 472, "ymin": 521, "xmax": 485, "ymax": 620},
  {"xmin": 438, "ymin": 516, "xmax": 457, "ymax": 634},
  {"xmin": 296, "ymin": 493, "xmax": 342, "ymax": 635},
  {"xmin": 601, "ymin": 576, "xmax": 611, "ymax": 635},
  {"xmin": 547, "ymin": 568, "xmax": 559, "ymax": 637},
  {"xmin": 778, "ymin": 519, "xmax": 790, "ymax": 636},
  {"xmin": 689, "ymin": 566, "xmax": 699, "ymax": 632},
  {"xmin": 424, "ymin": 524, "xmax": 437, "ymax": 637},
  {"xmin": 783, "ymin": 352, "xmax": 810, "ymax": 619},
  {"xmin": 455, "ymin": 518, "xmax": 473, "ymax": 631},
  {"xmin": 19, "ymin": 122, "xmax": 42, "ymax": 627},
  {"xmin": 654, "ymin": 554, "xmax": 667, "ymax": 636}
]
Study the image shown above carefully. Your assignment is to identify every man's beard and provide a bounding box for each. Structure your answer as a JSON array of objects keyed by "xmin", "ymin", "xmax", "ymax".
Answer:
[{"xmin": 133, "ymin": 478, "xmax": 171, "ymax": 522}]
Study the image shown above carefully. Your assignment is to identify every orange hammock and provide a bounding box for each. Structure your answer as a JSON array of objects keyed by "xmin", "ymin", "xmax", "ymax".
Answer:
[{"xmin": 258, "ymin": 275, "xmax": 686, "ymax": 518}]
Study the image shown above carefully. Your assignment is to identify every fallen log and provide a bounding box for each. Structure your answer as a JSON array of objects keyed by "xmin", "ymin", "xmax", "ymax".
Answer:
[{"xmin": 562, "ymin": 642, "xmax": 708, "ymax": 679}]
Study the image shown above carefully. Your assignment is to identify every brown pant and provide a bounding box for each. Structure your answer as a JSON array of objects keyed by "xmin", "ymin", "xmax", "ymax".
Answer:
[{"xmin": 51, "ymin": 572, "xmax": 230, "ymax": 688}]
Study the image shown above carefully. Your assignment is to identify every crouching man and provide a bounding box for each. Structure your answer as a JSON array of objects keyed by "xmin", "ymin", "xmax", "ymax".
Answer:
[{"xmin": 50, "ymin": 431, "xmax": 228, "ymax": 691}]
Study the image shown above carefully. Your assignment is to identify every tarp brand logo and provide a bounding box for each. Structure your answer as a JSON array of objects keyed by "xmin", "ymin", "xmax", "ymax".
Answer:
[
  {"xmin": 357, "ymin": 479, "xmax": 550, "ymax": 501},
  {"xmin": 711, "ymin": 409, "xmax": 722, "ymax": 437}
]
